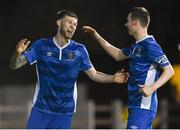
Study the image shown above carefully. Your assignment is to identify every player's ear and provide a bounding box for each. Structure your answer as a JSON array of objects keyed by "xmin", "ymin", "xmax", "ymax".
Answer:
[{"xmin": 56, "ymin": 19, "xmax": 61, "ymax": 27}]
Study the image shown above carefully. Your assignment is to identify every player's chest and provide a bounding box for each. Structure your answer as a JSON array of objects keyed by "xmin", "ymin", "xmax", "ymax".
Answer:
[
  {"xmin": 129, "ymin": 45, "xmax": 145, "ymax": 59},
  {"xmin": 39, "ymin": 47, "xmax": 81, "ymax": 65}
]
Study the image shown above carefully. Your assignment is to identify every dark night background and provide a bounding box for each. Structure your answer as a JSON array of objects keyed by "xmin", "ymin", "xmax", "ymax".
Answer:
[{"xmin": 0, "ymin": 0, "xmax": 180, "ymax": 105}]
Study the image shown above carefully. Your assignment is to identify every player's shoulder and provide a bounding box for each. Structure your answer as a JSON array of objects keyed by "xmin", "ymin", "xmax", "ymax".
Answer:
[
  {"xmin": 141, "ymin": 36, "xmax": 159, "ymax": 48},
  {"xmin": 32, "ymin": 37, "xmax": 52, "ymax": 46},
  {"xmin": 39, "ymin": 37, "xmax": 52, "ymax": 43},
  {"xmin": 70, "ymin": 40, "xmax": 86, "ymax": 48}
]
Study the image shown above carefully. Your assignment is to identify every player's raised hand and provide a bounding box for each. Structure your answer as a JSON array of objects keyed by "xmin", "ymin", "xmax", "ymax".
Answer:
[
  {"xmin": 82, "ymin": 26, "xmax": 97, "ymax": 36},
  {"xmin": 16, "ymin": 38, "xmax": 30, "ymax": 55},
  {"xmin": 114, "ymin": 69, "xmax": 129, "ymax": 83}
]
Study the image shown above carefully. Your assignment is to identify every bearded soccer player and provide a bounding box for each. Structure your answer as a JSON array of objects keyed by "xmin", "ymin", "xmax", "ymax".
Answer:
[{"xmin": 10, "ymin": 10, "xmax": 128, "ymax": 129}]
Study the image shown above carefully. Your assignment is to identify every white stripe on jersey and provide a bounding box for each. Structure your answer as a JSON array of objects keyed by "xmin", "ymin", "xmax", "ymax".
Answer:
[
  {"xmin": 32, "ymin": 64, "xmax": 40, "ymax": 106},
  {"xmin": 140, "ymin": 64, "xmax": 157, "ymax": 110},
  {"xmin": 73, "ymin": 81, "xmax": 77, "ymax": 112}
]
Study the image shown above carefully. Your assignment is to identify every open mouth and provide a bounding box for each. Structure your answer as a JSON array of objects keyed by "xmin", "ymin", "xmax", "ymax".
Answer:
[{"xmin": 67, "ymin": 30, "xmax": 73, "ymax": 34}]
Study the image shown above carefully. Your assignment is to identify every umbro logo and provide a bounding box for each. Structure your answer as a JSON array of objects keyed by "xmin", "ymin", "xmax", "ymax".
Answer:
[{"xmin": 46, "ymin": 52, "xmax": 53, "ymax": 56}]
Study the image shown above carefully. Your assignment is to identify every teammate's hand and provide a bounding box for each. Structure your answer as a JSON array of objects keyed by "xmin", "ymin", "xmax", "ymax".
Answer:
[
  {"xmin": 16, "ymin": 38, "xmax": 30, "ymax": 55},
  {"xmin": 82, "ymin": 26, "xmax": 97, "ymax": 36},
  {"xmin": 114, "ymin": 69, "xmax": 129, "ymax": 83}
]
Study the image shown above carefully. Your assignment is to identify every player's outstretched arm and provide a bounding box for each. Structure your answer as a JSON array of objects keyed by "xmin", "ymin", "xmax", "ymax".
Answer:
[
  {"xmin": 82, "ymin": 26, "xmax": 128, "ymax": 61},
  {"xmin": 10, "ymin": 38, "xmax": 30, "ymax": 70},
  {"xmin": 85, "ymin": 67, "xmax": 128, "ymax": 83}
]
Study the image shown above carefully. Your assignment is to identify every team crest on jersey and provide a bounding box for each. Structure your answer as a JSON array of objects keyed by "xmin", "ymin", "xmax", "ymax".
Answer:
[
  {"xmin": 46, "ymin": 52, "xmax": 53, "ymax": 57},
  {"xmin": 67, "ymin": 51, "xmax": 75, "ymax": 59},
  {"xmin": 155, "ymin": 55, "xmax": 168, "ymax": 64},
  {"xmin": 133, "ymin": 47, "xmax": 142, "ymax": 57}
]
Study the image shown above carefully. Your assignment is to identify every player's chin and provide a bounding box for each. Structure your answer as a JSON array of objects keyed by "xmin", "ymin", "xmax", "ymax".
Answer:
[
  {"xmin": 67, "ymin": 34, "xmax": 74, "ymax": 39},
  {"xmin": 128, "ymin": 31, "xmax": 132, "ymax": 36}
]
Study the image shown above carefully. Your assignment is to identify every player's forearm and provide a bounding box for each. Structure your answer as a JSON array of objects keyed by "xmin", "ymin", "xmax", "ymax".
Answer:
[
  {"xmin": 10, "ymin": 51, "xmax": 27, "ymax": 70},
  {"xmin": 93, "ymin": 32, "xmax": 122, "ymax": 61},
  {"xmin": 151, "ymin": 65, "xmax": 175, "ymax": 91},
  {"xmin": 90, "ymin": 71, "xmax": 114, "ymax": 83}
]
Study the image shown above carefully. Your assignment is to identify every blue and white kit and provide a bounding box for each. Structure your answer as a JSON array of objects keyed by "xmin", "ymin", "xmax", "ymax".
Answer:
[
  {"xmin": 122, "ymin": 35, "xmax": 171, "ymax": 128},
  {"xmin": 23, "ymin": 37, "xmax": 92, "ymax": 128}
]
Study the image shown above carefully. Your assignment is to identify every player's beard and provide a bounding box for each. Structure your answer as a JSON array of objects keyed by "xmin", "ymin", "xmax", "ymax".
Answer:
[
  {"xmin": 128, "ymin": 30, "xmax": 133, "ymax": 36},
  {"xmin": 59, "ymin": 28, "xmax": 74, "ymax": 39}
]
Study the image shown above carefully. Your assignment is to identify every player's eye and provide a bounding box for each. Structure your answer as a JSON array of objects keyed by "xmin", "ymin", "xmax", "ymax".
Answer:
[{"xmin": 66, "ymin": 19, "xmax": 71, "ymax": 24}]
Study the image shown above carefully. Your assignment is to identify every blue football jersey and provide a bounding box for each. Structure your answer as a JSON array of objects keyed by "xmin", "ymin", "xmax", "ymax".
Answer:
[
  {"xmin": 122, "ymin": 35, "xmax": 170, "ymax": 113},
  {"xmin": 23, "ymin": 37, "xmax": 93, "ymax": 115}
]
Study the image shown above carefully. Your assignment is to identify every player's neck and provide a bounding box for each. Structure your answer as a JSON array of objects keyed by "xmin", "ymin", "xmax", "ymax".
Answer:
[
  {"xmin": 134, "ymin": 28, "xmax": 148, "ymax": 42},
  {"xmin": 55, "ymin": 33, "xmax": 69, "ymax": 47}
]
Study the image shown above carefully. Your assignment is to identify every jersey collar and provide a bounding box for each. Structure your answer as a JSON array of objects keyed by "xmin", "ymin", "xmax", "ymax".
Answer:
[
  {"xmin": 135, "ymin": 35, "xmax": 153, "ymax": 44},
  {"xmin": 53, "ymin": 37, "xmax": 70, "ymax": 49}
]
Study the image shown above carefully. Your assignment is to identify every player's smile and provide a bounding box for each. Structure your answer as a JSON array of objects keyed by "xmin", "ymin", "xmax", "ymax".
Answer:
[
  {"xmin": 65, "ymin": 29, "xmax": 74, "ymax": 38},
  {"xmin": 67, "ymin": 29, "xmax": 74, "ymax": 34}
]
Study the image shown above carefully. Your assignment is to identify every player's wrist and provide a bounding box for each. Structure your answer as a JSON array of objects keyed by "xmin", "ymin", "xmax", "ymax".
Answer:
[
  {"xmin": 95, "ymin": 31, "xmax": 100, "ymax": 37},
  {"xmin": 15, "ymin": 50, "xmax": 22, "ymax": 57},
  {"xmin": 151, "ymin": 84, "xmax": 158, "ymax": 92},
  {"xmin": 113, "ymin": 74, "xmax": 122, "ymax": 83}
]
